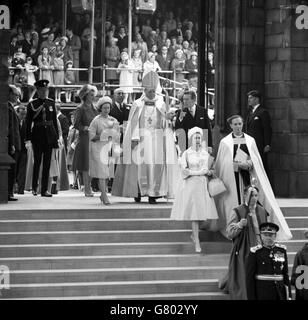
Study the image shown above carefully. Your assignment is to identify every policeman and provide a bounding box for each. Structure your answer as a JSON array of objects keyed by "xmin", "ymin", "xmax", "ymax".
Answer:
[
  {"xmin": 246, "ymin": 222, "xmax": 292, "ymax": 300},
  {"xmin": 25, "ymin": 80, "xmax": 59, "ymax": 197}
]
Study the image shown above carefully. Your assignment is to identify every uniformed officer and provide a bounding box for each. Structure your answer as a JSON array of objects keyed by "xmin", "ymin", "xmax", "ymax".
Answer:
[
  {"xmin": 246, "ymin": 222, "xmax": 292, "ymax": 300},
  {"xmin": 25, "ymin": 79, "xmax": 59, "ymax": 197}
]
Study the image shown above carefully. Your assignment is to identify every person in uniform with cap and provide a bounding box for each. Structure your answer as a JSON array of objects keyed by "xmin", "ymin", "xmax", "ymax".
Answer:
[
  {"xmin": 112, "ymin": 71, "xmax": 178, "ymax": 204},
  {"xmin": 291, "ymin": 229, "xmax": 308, "ymax": 300},
  {"xmin": 245, "ymin": 90, "xmax": 272, "ymax": 173},
  {"xmin": 245, "ymin": 222, "xmax": 292, "ymax": 300},
  {"xmin": 25, "ymin": 79, "xmax": 59, "ymax": 197}
]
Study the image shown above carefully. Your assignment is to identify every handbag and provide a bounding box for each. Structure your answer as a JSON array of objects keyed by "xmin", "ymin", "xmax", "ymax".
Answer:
[{"xmin": 208, "ymin": 175, "xmax": 226, "ymax": 197}]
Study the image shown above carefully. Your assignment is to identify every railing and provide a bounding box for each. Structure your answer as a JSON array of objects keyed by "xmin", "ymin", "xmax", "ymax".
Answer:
[{"xmin": 9, "ymin": 65, "xmax": 215, "ymax": 104}]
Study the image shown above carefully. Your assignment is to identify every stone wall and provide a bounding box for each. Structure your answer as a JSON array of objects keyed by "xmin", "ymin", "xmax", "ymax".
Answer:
[{"xmin": 265, "ymin": 0, "xmax": 308, "ymax": 197}]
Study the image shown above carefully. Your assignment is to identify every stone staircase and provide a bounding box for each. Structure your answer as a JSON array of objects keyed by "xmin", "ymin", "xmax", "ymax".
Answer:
[{"xmin": 0, "ymin": 205, "xmax": 306, "ymax": 300}]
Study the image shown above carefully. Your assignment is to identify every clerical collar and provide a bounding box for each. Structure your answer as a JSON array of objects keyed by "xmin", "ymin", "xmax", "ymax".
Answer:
[
  {"xmin": 232, "ymin": 133, "xmax": 244, "ymax": 138},
  {"xmin": 252, "ymin": 104, "xmax": 260, "ymax": 113}
]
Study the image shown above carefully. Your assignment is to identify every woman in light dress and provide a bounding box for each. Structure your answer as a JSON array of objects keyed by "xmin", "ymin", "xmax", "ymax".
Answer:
[
  {"xmin": 89, "ymin": 96, "xmax": 120, "ymax": 205},
  {"xmin": 37, "ymin": 47, "xmax": 54, "ymax": 84},
  {"xmin": 143, "ymin": 52, "xmax": 162, "ymax": 94},
  {"xmin": 171, "ymin": 127, "xmax": 219, "ymax": 253}
]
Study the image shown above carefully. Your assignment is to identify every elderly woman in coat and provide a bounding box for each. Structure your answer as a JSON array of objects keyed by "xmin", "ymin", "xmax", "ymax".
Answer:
[
  {"xmin": 89, "ymin": 96, "xmax": 120, "ymax": 205},
  {"xmin": 73, "ymin": 84, "xmax": 98, "ymax": 197}
]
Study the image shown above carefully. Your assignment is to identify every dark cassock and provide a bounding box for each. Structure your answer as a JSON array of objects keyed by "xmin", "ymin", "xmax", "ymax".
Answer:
[
  {"xmin": 291, "ymin": 234, "xmax": 308, "ymax": 300},
  {"xmin": 25, "ymin": 80, "xmax": 59, "ymax": 196},
  {"xmin": 221, "ymin": 187, "xmax": 268, "ymax": 300},
  {"xmin": 246, "ymin": 223, "xmax": 291, "ymax": 300}
]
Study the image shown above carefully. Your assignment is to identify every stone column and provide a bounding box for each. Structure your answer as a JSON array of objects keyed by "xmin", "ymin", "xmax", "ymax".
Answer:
[
  {"xmin": 214, "ymin": 0, "xmax": 265, "ymax": 139},
  {"xmin": 0, "ymin": 30, "xmax": 13, "ymax": 203},
  {"xmin": 265, "ymin": 0, "xmax": 308, "ymax": 197}
]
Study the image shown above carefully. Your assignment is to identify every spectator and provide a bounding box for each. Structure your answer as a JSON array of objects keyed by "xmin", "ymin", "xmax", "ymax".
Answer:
[
  {"xmin": 165, "ymin": 38, "xmax": 174, "ymax": 59},
  {"xmin": 185, "ymin": 51, "xmax": 198, "ymax": 88},
  {"xmin": 132, "ymin": 33, "xmax": 148, "ymax": 63},
  {"xmin": 131, "ymin": 49, "xmax": 143, "ymax": 96},
  {"xmin": 16, "ymin": 25, "xmax": 25, "ymax": 42},
  {"xmin": 165, "ymin": 11, "xmax": 177, "ymax": 34},
  {"xmin": 24, "ymin": 56, "xmax": 38, "ymax": 101},
  {"xmin": 117, "ymin": 51, "xmax": 134, "ymax": 104},
  {"xmin": 143, "ymin": 52, "xmax": 162, "ymax": 94},
  {"xmin": 171, "ymin": 49, "xmax": 186, "ymax": 87},
  {"xmin": 116, "ymin": 26, "xmax": 128, "ymax": 53},
  {"xmin": 59, "ymin": 36, "xmax": 73, "ymax": 65},
  {"xmin": 146, "ymin": 31, "xmax": 158, "ymax": 51},
  {"xmin": 142, "ymin": 18, "xmax": 153, "ymax": 40},
  {"xmin": 53, "ymin": 51, "xmax": 65, "ymax": 103},
  {"xmin": 12, "ymin": 46, "xmax": 26, "ymax": 67},
  {"xmin": 31, "ymin": 31, "xmax": 39, "ymax": 50},
  {"xmin": 64, "ymin": 61, "xmax": 76, "ymax": 103},
  {"xmin": 149, "ymin": 44, "xmax": 158, "ymax": 57},
  {"xmin": 105, "ymin": 37, "xmax": 120, "ymax": 83},
  {"xmin": 81, "ymin": 25, "xmax": 97, "ymax": 68},
  {"xmin": 29, "ymin": 46, "xmax": 39, "ymax": 66},
  {"xmin": 10, "ymin": 35, "xmax": 19, "ymax": 56},
  {"xmin": 182, "ymin": 40, "xmax": 192, "ymax": 60},
  {"xmin": 40, "ymin": 31, "xmax": 56, "ymax": 58},
  {"xmin": 169, "ymin": 21, "xmax": 183, "ymax": 39},
  {"xmin": 21, "ymin": 30, "xmax": 32, "ymax": 57},
  {"xmin": 156, "ymin": 45, "xmax": 172, "ymax": 77},
  {"xmin": 38, "ymin": 47, "xmax": 54, "ymax": 84},
  {"xmin": 66, "ymin": 27, "xmax": 81, "ymax": 83}
]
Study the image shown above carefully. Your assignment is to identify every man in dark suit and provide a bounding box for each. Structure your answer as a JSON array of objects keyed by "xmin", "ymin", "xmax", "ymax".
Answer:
[
  {"xmin": 25, "ymin": 79, "xmax": 59, "ymax": 197},
  {"xmin": 169, "ymin": 22, "xmax": 184, "ymax": 39},
  {"xmin": 15, "ymin": 104, "xmax": 28, "ymax": 195},
  {"xmin": 110, "ymin": 88, "xmax": 130, "ymax": 134},
  {"xmin": 175, "ymin": 89, "xmax": 213, "ymax": 153},
  {"xmin": 66, "ymin": 26, "xmax": 81, "ymax": 83},
  {"xmin": 7, "ymin": 85, "xmax": 22, "ymax": 201},
  {"xmin": 156, "ymin": 46, "xmax": 172, "ymax": 79},
  {"xmin": 245, "ymin": 90, "xmax": 272, "ymax": 172}
]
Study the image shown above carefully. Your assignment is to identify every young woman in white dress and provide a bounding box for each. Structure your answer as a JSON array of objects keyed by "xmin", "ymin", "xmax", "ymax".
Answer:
[{"xmin": 171, "ymin": 127, "xmax": 219, "ymax": 253}]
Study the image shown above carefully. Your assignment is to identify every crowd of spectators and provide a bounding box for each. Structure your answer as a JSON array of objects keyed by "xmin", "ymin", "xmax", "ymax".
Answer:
[{"xmin": 8, "ymin": 0, "xmax": 215, "ymax": 103}]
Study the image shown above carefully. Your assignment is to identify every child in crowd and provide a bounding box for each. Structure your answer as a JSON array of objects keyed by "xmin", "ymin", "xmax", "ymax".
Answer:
[
  {"xmin": 24, "ymin": 56, "xmax": 39, "ymax": 101},
  {"xmin": 64, "ymin": 60, "xmax": 76, "ymax": 103}
]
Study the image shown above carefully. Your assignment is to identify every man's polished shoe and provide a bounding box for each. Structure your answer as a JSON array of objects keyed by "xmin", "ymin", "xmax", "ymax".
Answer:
[
  {"xmin": 134, "ymin": 196, "xmax": 141, "ymax": 203},
  {"xmin": 41, "ymin": 192, "xmax": 52, "ymax": 198},
  {"xmin": 148, "ymin": 197, "xmax": 157, "ymax": 204},
  {"xmin": 8, "ymin": 197, "xmax": 18, "ymax": 201},
  {"xmin": 18, "ymin": 191, "xmax": 24, "ymax": 195},
  {"xmin": 32, "ymin": 190, "xmax": 38, "ymax": 196}
]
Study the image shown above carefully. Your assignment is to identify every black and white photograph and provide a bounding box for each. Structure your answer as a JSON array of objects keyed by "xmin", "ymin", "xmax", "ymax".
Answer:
[{"xmin": 0, "ymin": 0, "xmax": 308, "ymax": 309}]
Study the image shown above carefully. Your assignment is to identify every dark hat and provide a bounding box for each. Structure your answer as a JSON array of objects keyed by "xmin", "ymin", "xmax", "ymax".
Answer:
[
  {"xmin": 259, "ymin": 222, "xmax": 279, "ymax": 234},
  {"xmin": 247, "ymin": 90, "xmax": 262, "ymax": 99},
  {"xmin": 34, "ymin": 79, "xmax": 49, "ymax": 88}
]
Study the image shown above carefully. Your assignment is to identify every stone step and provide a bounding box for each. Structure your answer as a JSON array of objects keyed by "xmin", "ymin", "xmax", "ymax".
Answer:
[
  {"xmin": 7, "ymin": 266, "xmax": 228, "ymax": 284},
  {"xmin": 0, "ymin": 254, "xmax": 230, "ymax": 270},
  {"xmin": 0, "ymin": 242, "xmax": 233, "ymax": 257},
  {"xmin": 0, "ymin": 218, "xmax": 306, "ymax": 232},
  {"xmin": 281, "ymin": 208, "xmax": 308, "ymax": 217},
  {"xmin": 2, "ymin": 279, "xmax": 221, "ymax": 298},
  {"xmin": 6, "ymin": 265, "xmax": 297, "ymax": 285},
  {"xmin": 0, "ymin": 219, "xmax": 191, "ymax": 232},
  {"xmin": 0, "ymin": 206, "xmax": 304, "ymax": 221},
  {"xmin": 0, "ymin": 230, "xmax": 230, "ymax": 245},
  {"xmin": 0, "ymin": 208, "xmax": 171, "ymax": 220},
  {"xmin": 2, "ymin": 292, "xmax": 230, "ymax": 300}
]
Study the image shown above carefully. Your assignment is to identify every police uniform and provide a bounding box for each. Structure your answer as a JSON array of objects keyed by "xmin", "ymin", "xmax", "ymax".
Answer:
[
  {"xmin": 25, "ymin": 80, "xmax": 59, "ymax": 196},
  {"xmin": 245, "ymin": 222, "xmax": 291, "ymax": 300}
]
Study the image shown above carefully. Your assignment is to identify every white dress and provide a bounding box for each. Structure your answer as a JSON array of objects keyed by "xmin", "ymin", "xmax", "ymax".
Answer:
[{"xmin": 171, "ymin": 147, "xmax": 219, "ymax": 221}]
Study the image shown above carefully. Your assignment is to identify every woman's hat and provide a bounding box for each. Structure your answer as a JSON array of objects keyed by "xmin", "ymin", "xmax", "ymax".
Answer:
[
  {"xmin": 175, "ymin": 49, "xmax": 183, "ymax": 56},
  {"xmin": 188, "ymin": 127, "xmax": 203, "ymax": 140},
  {"xmin": 97, "ymin": 96, "xmax": 113, "ymax": 108},
  {"xmin": 78, "ymin": 84, "xmax": 98, "ymax": 100},
  {"xmin": 60, "ymin": 36, "xmax": 68, "ymax": 43},
  {"xmin": 121, "ymin": 51, "xmax": 129, "ymax": 59},
  {"xmin": 66, "ymin": 60, "xmax": 73, "ymax": 66},
  {"xmin": 191, "ymin": 51, "xmax": 198, "ymax": 57}
]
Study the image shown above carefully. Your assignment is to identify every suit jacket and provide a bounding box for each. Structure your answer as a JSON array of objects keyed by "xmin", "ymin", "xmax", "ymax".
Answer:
[
  {"xmin": 8, "ymin": 102, "xmax": 21, "ymax": 153},
  {"xmin": 109, "ymin": 102, "xmax": 130, "ymax": 125},
  {"xmin": 67, "ymin": 34, "xmax": 81, "ymax": 65},
  {"xmin": 175, "ymin": 105, "xmax": 213, "ymax": 148},
  {"xmin": 156, "ymin": 54, "xmax": 172, "ymax": 71},
  {"xmin": 245, "ymin": 105, "xmax": 272, "ymax": 155}
]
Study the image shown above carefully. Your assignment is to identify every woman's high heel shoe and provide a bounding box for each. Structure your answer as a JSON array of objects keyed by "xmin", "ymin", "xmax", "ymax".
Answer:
[{"xmin": 195, "ymin": 244, "xmax": 202, "ymax": 253}]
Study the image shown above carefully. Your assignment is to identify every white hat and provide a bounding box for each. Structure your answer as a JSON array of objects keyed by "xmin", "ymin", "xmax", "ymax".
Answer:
[
  {"xmin": 78, "ymin": 84, "xmax": 98, "ymax": 100},
  {"xmin": 188, "ymin": 127, "xmax": 203, "ymax": 140},
  {"xmin": 97, "ymin": 96, "xmax": 113, "ymax": 108},
  {"xmin": 114, "ymin": 88, "xmax": 124, "ymax": 95}
]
